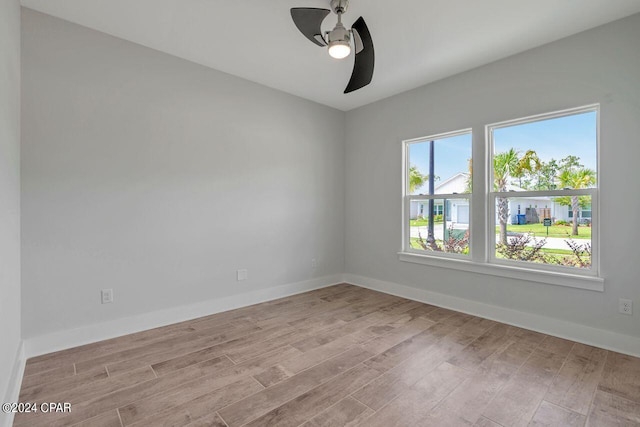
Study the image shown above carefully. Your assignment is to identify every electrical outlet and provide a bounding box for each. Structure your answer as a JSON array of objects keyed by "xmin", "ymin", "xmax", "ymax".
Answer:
[
  {"xmin": 619, "ymin": 298, "xmax": 633, "ymax": 315},
  {"xmin": 311, "ymin": 258, "xmax": 317, "ymax": 269},
  {"xmin": 101, "ymin": 289, "xmax": 113, "ymax": 304},
  {"xmin": 237, "ymin": 269, "xmax": 248, "ymax": 281}
]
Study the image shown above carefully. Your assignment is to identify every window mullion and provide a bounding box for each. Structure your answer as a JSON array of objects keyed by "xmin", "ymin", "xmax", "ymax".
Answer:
[
  {"xmin": 492, "ymin": 189, "xmax": 596, "ymax": 198},
  {"xmin": 470, "ymin": 126, "xmax": 487, "ymax": 263}
]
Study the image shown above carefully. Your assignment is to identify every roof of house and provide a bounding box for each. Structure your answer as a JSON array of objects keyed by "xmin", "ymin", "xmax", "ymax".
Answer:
[
  {"xmin": 435, "ymin": 172, "xmax": 469, "ymax": 193},
  {"xmin": 418, "ymin": 172, "xmax": 550, "ymax": 196}
]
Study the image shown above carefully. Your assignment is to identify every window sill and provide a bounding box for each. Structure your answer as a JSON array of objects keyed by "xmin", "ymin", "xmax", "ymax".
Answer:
[{"xmin": 397, "ymin": 252, "xmax": 604, "ymax": 292}]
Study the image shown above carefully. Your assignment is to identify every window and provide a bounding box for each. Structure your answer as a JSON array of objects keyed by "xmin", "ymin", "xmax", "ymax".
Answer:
[
  {"xmin": 489, "ymin": 106, "xmax": 598, "ymax": 274},
  {"xmin": 400, "ymin": 105, "xmax": 601, "ymax": 290},
  {"xmin": 403, "ymin": 130, "xmax": 472, "ymax": 257},
  {"xmin": 568, "ymin": 204, "xmax": 592, "ymax": 219}
]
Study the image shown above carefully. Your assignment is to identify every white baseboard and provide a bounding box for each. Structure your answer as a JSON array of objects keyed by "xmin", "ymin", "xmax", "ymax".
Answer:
[
  {"xmin": 344, "ymin": 273, "xmax": 640, "ymax": 358},
  {"xmin": 1, "ymin": 341, "xmax": 26, "ymax": 427},
  {"xmin": 24, "ymin": 275, "xmax": 344, "ymax": 358},
  {"xmin": 23, "ymin": 272, "xmax": 638, "ymax": 361}
]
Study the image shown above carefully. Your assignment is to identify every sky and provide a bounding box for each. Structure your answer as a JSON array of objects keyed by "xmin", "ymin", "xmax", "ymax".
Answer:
[
  {"xmin": 409, "ymin": 110, "xmax": 597, "ymax": 194},
  {"xmin": 408, "ymin": 133, "xmax": 471, "ymax": 193}
]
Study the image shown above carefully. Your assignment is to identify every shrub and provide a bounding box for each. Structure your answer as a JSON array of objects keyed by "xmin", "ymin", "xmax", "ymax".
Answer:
[
  {"xmin": 563, "ymin": 237, "xmax": 591, "ymax": 268},
  {"xmin": 496, "ymin": 234, "xmax": 552, "ymax": 263},
  {"xmin": 416, "ymin": 224, "xmax": 469, "ymax": 254}
]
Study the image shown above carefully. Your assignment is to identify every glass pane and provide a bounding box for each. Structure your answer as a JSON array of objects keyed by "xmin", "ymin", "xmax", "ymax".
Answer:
[
  {"xmin": 494, "ymin": 195, "xmax": 592, "ymax": 269},
  {"xmin": 493, "ymin": 111, "xmax": 597, "ymax": 192},
  {"xmin": 408, "ymin": 133, "xmax": 472, "ymax": 195},
  {"xmin": 409, "ymin": 198, "xmax": 470, "ymax": 255}
]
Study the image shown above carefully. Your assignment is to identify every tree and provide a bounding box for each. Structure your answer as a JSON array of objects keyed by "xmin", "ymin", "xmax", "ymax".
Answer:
[
  {"xmin": 465, "ymin": 158, "xmax": 472, "ymax": 193},
  {"xmin": 557, "ymin": 168, "xmax": 596, "ymax": 236},
  {"xmin": 535, "ymin": 158, "xmax": 559, "ymax": 190},
  {"xmin": 559, "ymin": 155, "xmax": 583, "ymax": 171},
  {"xmin": 534, "ymin": 155, "xmax": 583, "ymax": 191},
  {"xmin": 512, "ymin": 150, "xmax": 541, "ymax": 189},
  {"xmin": 494, "ymin": 149, "xmax": 541, "ymax": 244},
  {"xmin": 408, "ymin": 165, "xmax": 427, "ymax": 193}
]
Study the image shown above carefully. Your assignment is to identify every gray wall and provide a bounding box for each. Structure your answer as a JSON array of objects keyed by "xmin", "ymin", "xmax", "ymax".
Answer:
[
  {"xmin": 21, "ymin": 10, "xmax": 345, "ymax": 339},
  {"xmin": 0, "ymin": 0, "xmax": 21, "ymax": 410},
  {"xmin": 345, "ymin": 13, "xmax": 640, "ymax": 339}
]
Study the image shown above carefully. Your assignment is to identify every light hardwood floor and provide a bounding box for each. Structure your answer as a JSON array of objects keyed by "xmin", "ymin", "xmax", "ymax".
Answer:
[{"xmin": 14, "ymin": 284, "xmax": 640, "ymax": 426}]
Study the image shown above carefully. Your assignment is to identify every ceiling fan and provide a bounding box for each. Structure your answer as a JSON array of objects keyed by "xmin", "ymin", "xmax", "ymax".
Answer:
[{"xmin": 290, "ymin": 0, "xmax": 374, "ymax": 94}]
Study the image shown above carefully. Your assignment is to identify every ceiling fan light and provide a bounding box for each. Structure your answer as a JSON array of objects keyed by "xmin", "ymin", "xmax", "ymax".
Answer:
[
  {"xmin": 328, "ymin": 40, "xmax": 351, "ymax": 59},
  {"xmin": 327, "ymin": 19, "xmax": 351, "ymax": 59}
]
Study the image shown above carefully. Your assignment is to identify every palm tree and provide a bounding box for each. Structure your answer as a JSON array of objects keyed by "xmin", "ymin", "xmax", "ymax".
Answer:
[
  {"xmin": 494, "ymin": 149, "xmax": 519, "ymax": 245},
  {"xmin": 465, "ymin": 158, "xmax": 473, "ymax": 193},
  {"xmin": 408, "ymin": 165, "xmax": 427, "ymax": 193},
  {"xmin": 494, "ymin": 149, "xmax": 541, "ymax": 244},
  {"xmin": 513, "ymin": 150, "xmax": 541, "ymax": 188},
  {"xmin": 558, "ymin": 168, "xmax": 596, "ymax": 235}
]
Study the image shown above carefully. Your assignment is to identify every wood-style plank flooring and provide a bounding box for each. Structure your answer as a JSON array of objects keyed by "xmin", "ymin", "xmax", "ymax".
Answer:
[{"xmin": 15, "ymin": 284, "xmax": 640, "ymax": 426}]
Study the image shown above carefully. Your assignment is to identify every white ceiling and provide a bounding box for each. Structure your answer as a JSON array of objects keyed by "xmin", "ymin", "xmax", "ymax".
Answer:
[{"xmin": 20, "ymin": 0, "xmax": 640, "ymax": 111}]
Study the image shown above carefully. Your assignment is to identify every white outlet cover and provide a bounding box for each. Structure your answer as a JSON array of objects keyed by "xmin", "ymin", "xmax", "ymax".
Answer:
[
  {"xmin": 237, "ymin": 269, "xmax": 248, "ymax": 281},
  {"xmin": 101, "ymin": 289, "xmax": 113, "ymax": 304},
  {"xmin": 619, "ymin": 298, "xmax": 633, "ymax": 315}
]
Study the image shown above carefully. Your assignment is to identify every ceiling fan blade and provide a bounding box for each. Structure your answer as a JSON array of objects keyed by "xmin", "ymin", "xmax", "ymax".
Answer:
[
  {"xmin": 290, "ymin": 8, "xmax": 330, "ymax": 47},
  {"xmin": 344, "ymin": 16, "xmax": 374, "ymax": 94}
]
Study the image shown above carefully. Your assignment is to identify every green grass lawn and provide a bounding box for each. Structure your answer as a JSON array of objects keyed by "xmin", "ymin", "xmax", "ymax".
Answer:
[
  {"xmin": 495, "ymin": 223, "xmax": 591, "ymax": 239},
  {"xmin": 410, "ymin": 219, "xmax": 444, "ymax": 226},
  {"xmin": 409, "ymin": 237, "xmax": 423, "ymax": 249},
  {"xmin": 539, "ymin": 248, "xmax": 574, "ymax": 255}
]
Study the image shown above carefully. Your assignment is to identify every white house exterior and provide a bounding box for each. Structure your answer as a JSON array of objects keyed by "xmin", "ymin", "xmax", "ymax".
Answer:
[
  {"xmin": 410, "ymin": 173, "xmax": 589, "ymax": 224},
  {"xmin": 410, "ymin": 173, "xmax": 470, "ymax": 223}
]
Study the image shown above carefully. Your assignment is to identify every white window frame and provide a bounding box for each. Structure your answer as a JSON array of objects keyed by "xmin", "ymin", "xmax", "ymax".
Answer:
[
  {"xmin": 487, "ymin": 105, "xmax": 600, "ymax": 278},
  {"xmin": 401, "ymin": 129, "xmax": 473, "ymax": 261},
  {"xmin": 399, "ymin": 105, "xmax": 604, "ymax": 292}
]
